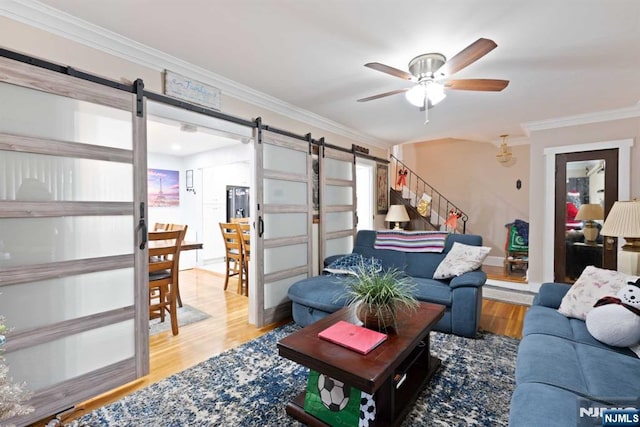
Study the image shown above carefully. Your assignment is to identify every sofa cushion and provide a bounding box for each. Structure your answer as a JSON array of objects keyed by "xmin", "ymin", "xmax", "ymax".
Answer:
[
  {"xmin": 509, "ymin": 383, "xmax": 587, "ymax": 427},
  {"xmin": 412, "ymin": 278, "xmax": 452, "ymax": 307},
  {"xmin": 516, "ymin": 334, "xmax": 640, "ymax": 398},
  {"xmin": 404, "ymin": 251, "xmax": 446, "ymax": 279},
  {"xmin": 443, "ymin": 233, "xmax": 483, "ymax": 252},
  {"xmin": 558, "ymin": 266, "xmax": 637, "ymax": 320},
  {"xmin": 433, "ymin": 242, "xmax": 491, "ymax": 279},
  {"xmin": 287, "ymin": 275, "xmax": 350, "ymax": 313},
  {"xmin": 533, "ymin": 282, "xmax": 572, "ymax": 308},
  {"xmin": 522, "ymin": 305, "xmax": 637, "ymax": 357}
]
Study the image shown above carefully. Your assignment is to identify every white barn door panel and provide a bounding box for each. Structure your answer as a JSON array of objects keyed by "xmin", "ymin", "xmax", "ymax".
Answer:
[{"xmin": 254, "ymin": 130, "xmax": 313, "ymax": 326}]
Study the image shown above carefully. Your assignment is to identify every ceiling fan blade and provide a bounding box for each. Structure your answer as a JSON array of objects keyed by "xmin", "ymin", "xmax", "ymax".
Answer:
[
  {"xmin": 436, "ymin": 38, "xmax": 498, "ymax": 76},
  {"xmin": 445, "ymin": 79, "xmax": 509, "ymax": 91},
  {"xmin": 364, "ymin": 62, "xmax": 413, "ymax": 80},
  {"xmin": 357, "ymin": 88, "xmax": 409, "ymax": 102}
]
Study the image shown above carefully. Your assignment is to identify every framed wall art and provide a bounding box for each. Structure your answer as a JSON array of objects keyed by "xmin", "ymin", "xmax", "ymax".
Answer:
[
  {"xmin": 148, "ymin": 168, "xmax": 180, "ymax": 207},
  {"xmin": 376, "ymin": 163, "xmax": 389, "ymax": 214}
]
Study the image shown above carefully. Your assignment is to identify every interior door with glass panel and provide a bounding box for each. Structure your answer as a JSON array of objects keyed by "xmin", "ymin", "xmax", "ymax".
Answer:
[
  {"xmin": 319, "ymin": 146, "xmax": 357, "ymax": 263},
  {"xmin": 0, "ymin": 57, "xmax": 145, "ymax": 425},
  {"xmin": 254, "ymin": 130, "xmax": 313, "ymax": 327}
]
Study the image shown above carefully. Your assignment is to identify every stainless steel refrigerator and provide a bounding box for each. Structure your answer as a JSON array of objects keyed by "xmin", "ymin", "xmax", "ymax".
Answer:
[{"xmin": 226, "ymin": 185, "xmax": 250, "ymax": 222}]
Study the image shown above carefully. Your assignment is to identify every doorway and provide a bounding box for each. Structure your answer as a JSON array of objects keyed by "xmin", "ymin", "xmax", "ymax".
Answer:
[
  {"xmin": 356, "ymin": 161, "xmax": 374, "ymax": 231},
  {"xmin": 146, "ymin": 100, "xmax": 254, "ymax": 308},
  {"xmin": 554, "ymin": 149, "xmax": 618, "ymax": 283}
]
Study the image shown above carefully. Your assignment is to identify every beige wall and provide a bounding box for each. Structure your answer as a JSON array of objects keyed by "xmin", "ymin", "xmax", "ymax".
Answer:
[
  {"xmin": 0, "ymin": 17, "xmax": 163, "ymax": 89},
  {"xmin": 527, "ymin": 117, "xmax": 640, "ymax": 288},
  {"xmin": 402, "ymin": 139, "xmax": 530, "ymax": 257}
]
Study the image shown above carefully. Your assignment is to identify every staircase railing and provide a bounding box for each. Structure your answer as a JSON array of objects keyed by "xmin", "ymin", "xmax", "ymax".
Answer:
[{"xmin": 390, "ymin": 154, "xmax": 468, "ymax": 234}]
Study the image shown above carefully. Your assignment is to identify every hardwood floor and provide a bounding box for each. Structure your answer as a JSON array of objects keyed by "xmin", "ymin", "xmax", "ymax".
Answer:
[
  {"xmin": 483, "ymin": 264, "xmax": 528, "ymax": 284},
  {"xmin": 39, "ymin": 268, "xmax": 528, "ymax": 426}
]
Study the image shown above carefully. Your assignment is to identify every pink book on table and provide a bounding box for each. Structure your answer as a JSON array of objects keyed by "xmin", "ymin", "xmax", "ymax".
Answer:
[{"xmin": 318, "ymin": 320, "xmax": 388, "ymax": 355}]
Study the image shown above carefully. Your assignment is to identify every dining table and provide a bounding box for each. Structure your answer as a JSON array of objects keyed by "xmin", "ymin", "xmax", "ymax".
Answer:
[{"xmin": 147, "ymin": 231, "xmax": 203, "ymax": 252}]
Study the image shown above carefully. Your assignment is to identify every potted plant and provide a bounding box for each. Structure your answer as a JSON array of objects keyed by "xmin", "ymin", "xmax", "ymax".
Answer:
[{"xmin": 343, "ymin": 262, "xmax": 419, "ymax": 331}]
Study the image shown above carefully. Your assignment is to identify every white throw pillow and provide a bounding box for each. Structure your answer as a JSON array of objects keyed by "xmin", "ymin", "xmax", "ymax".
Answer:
[
  {"xmin": 557, "ymin": 266, "xmax": 637, "ymax": 320},
  {"xmin": 433, "ymin": 242, "xmax": 491, "ymax": 279}
]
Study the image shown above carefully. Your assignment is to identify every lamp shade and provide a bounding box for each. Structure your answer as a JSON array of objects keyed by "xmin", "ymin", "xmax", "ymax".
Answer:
[
  {"xmin": 600, "ymin": 201, "xmax": 640, "ymax": 237},
  {"xmin": 385, "ymin": 205, "xmax": 410, "ymax": 223},
  {"xmin": 574, "ymin": 204, "xmax": 604, "ymax": 221}
]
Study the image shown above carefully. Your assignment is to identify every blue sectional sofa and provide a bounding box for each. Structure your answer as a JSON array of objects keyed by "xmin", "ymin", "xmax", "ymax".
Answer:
[
  {"xmin": 509, "ymin": 283, "xmax": 640, "ymax": 426},
  {"xmin": 287, "ymin": 230, "xmax": 487, "ymax": 338}
]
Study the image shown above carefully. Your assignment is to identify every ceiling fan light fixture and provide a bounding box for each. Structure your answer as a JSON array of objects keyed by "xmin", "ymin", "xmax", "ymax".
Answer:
[
  {"xmin": 405, "ymin": 81, "xmax": 446, "ymax": 107},
  {"xmin": 405, "ymin": 85, "xmax": 426, "ymax": 107},
  {"xmin": 426, "ymin": 81, "xmax": 446, "ymax": 105}
]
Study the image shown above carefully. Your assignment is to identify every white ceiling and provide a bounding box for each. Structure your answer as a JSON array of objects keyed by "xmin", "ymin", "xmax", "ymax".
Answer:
[
  {"xmin": 21, "ymin": 0, "xmax": 640, "ymax": 147},
  {"xmin": 147, "ymin": 115, "xmax": 241, "ymax": 156}
]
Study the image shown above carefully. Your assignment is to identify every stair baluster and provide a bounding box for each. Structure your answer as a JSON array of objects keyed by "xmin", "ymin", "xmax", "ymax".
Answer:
[{"xmin": 389, "ymin": 155, "xmax": 468, "ymax": 233}]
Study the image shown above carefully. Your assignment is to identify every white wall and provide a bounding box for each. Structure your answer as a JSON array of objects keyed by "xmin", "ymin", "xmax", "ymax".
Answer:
[
  {"xmin": 147, "ymin": 143, "xmax": 251, "ymax": 269},
  {"xmin": 187, "ymin": 144, "xmax": 251, "ymax": 263}
]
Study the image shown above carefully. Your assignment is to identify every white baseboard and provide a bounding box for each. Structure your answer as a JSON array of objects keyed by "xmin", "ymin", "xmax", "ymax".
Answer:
[
  {"xmin": 483, "ymin": 284, "xmax": 535, "ymax": 306},
  {"xmin": 484, "ymin": 256, "xmax": 504, "ymax": 267}
]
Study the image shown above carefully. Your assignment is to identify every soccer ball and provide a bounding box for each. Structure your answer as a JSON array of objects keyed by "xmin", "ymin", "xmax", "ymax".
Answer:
[
  {"xmin": 318, "ymin": 374, "xmax": 351, "ymax": 412},
  {"xmin": 359, "ymin": 392, "xmax": 376, "ymax": 427}
]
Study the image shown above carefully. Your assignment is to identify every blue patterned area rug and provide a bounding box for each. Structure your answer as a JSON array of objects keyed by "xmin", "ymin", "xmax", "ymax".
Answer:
[{"xmin": 68, "ymin": 324, "xmax": 519, "ymax": 426}]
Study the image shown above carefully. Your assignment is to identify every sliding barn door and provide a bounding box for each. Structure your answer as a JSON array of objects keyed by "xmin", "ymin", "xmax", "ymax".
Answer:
[
  {"xmin": 319, "ymin": 145, "xmax": 357, "ymax": 262},
  {"xmin": 254, "ymin": 130, "xmax": 313, "ymax": 326},
  {"xmin": 0, "ymin": 57, "xmax": 146, "ymax": 425}
]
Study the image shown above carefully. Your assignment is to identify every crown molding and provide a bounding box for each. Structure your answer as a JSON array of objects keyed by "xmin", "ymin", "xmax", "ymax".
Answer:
[
  {"xmin": 404, "ymin": 135, "xmax": 530, "ymax": 147},
  {"xmin": 1, "ymin": 0, "xmax": 390, "ymax": 149},
  {"xmin": 521, "ymin": 101, "xmax": 640, "ymax": 136}
]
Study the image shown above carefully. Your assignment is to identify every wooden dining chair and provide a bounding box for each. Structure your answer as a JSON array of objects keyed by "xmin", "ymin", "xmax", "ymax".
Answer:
[
  {"xmin": 238, "ymin": 222, "xmax": 250, "ymax": 296},
  {"xmin": 149, "ymin": 223, "xmax": 188, "ymax": 307},
  {"xmin": 166, "ymin": 223, "xmax": 188, "ymax": 307},
  {"xmin": 219, "ymin": 222, "xmax": 244, "ymax": 295},
  {"xmin": 148, "ymin": 229, "xmax": 185, "ymax": 336}
]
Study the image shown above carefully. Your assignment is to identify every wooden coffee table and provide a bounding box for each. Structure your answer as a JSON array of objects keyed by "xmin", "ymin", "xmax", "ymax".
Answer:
[{"xmin": 277, "ymin": 302, "xmax": 445, "ymax": 426}]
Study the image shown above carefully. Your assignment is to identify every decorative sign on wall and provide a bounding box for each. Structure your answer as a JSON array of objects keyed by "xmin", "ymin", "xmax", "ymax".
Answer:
[
  {"xmin": 163, "ymin": 70, "xmax": 221, "ymax": 110},
  {"xmin": 148, "ymin": 168, "xmax": 180, "ymax": 207}
]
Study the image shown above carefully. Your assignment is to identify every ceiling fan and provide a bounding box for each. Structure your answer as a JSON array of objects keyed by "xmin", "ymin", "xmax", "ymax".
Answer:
[{"xmin": 358, "ymin": 38, "xmax": 509, "ymax": 123}]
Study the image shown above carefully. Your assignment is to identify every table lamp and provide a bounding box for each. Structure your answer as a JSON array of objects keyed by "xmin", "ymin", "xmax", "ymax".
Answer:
[
  {"xmin": 385, "ymin": 205, "xmax": 410, "ymax": 230},
  {"xmin": 574, "ymin": 203, "xmax": 604, "ymax": 243},
  {"xmin": 600, "ymin": 200, "xmax": 640, "ymax": 275}
]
